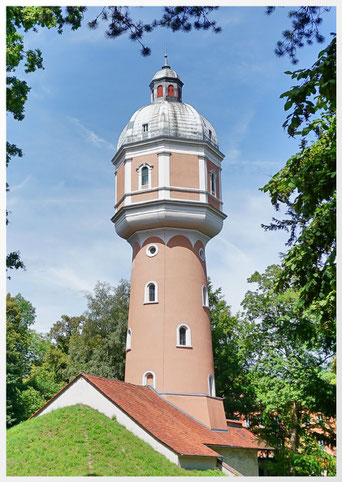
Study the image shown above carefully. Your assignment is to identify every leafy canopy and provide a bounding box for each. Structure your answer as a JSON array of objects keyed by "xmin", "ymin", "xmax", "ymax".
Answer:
[{"xmin": 261, "ymin": 36, "xmax": 336, "ymax": 349}]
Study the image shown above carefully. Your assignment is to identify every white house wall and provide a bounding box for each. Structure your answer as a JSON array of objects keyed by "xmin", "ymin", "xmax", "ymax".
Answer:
[{"xmin": 36, "ymin": 376, "xmax": 179, "ymax": 466}]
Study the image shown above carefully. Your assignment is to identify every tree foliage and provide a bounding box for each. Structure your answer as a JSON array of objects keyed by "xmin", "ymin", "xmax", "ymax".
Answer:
[
  {"xmin": 66, "ymin": 280, "xmax": 130, "ymax": 380},
  {"xmin": 261, "ymin": 36, "xmax": 336, "ymax": 349},
  {"xmin": 88, "ymin": 6, "xmax": 221, "ymax": 56},
  {"xmin": 239, "ymin": 265, "xmax": 335, "ymax": 475},
  {"xmin": 266, "ymin": 6, "xmax": 331, "ymax": 64},
  {"xmin": 208, "ymin": 280, "xmax": 255, "ymax": 418},
  {"xmin": 6, "ymin": 293, "xmax": 41, "ymax": 426}
]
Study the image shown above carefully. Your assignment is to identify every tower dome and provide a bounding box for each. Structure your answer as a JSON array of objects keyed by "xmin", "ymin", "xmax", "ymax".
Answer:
[{"xmin": 117, "ymin": 54, "xmax": 218, "ymax": 150}]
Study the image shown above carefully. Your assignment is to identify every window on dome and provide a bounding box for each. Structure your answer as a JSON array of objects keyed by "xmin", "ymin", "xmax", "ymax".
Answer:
[
  {"xmin": 142, "ymin": 123, "xmax": 148, "ymax": 132},
  {"xmin": 168, "ymin": 85, "xmax": 174, "ymax": 97},
  {"xmin": 209, "ymin": 129, "xmax": 212, "ymax": 140},
  {"xmin": 157, "ymin": 85, "xmax": 163, "ymax": 97},
  {"xmin": 141, "ymin": 166, "xmax": 149, "ymax": 186}
]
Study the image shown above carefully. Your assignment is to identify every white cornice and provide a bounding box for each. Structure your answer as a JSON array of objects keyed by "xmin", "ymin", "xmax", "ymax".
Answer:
[
  {"xmin": 112, "ymin": 199, "xmax": 227, "ymax": 240},
  {"xmin": 112, "ymin": 136, "xmax": 224, "ymax": 170}
]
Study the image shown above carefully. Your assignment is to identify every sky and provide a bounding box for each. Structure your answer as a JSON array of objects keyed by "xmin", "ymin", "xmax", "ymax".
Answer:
[{"xmin": 6, "ymin": 4, "xmax": 337, "ymax": 334}]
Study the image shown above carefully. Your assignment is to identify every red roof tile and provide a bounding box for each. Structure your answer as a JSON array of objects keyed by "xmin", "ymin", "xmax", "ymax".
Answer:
[{"xmin": 31, "ymin": 373, "xmax": 271, "ymax": 457}]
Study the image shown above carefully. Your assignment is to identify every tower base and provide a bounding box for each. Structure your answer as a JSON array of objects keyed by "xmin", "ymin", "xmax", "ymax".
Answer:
[{"xmin": 161, "ymin": 393, "xmax": 227, "ymax": 430}]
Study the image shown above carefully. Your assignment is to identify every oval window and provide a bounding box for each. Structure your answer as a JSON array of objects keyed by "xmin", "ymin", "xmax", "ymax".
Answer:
[{"xmin": 146, "ymin": 244, "xmax": 158, "ymax": 257}]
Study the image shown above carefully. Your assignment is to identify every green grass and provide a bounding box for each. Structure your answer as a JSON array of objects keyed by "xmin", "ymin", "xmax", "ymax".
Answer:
[{"xmin": 7, "ymin": 404, "xmax": 224, "ymax": 476}]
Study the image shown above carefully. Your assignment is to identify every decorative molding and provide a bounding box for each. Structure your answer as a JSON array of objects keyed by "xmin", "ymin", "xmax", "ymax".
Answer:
[
  {"xmin": 114, "ymin": 186, "xmax": 223, "ymax": 210},
  {"xmin": 127, "ymin": 227, "xmax": 210, "ymax": 249},
  {"xmin": 113, "ymin": 199, "xmax": 227, "ymax": 240},
  {"xmin": 112, "ymin": 136, "xmax": 224, "ymax": 168}
]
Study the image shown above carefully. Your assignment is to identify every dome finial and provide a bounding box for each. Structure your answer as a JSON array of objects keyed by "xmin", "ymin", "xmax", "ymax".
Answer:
[{"xmin": 163, "ymin": 45, "xmax": 170, "ymax": 69}]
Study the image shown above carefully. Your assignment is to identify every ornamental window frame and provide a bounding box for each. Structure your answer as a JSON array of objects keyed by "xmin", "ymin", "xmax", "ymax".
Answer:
[
  {"xmin": 176, "ymin": 323, "xmax": 192, "ymax": 348},
  {"xmin": 137, "ymin": 162, "xmax": 153, "ymax": 190},
  {"xmin": 146, "ymin": 244, "xmax": 158, "ymax": 258},
  {"xmin": 144, "ymin": 281, "xmax": 158, "ymax": 304}
]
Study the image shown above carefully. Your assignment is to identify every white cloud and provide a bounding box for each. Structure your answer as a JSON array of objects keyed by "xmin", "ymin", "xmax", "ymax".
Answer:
[
  {"xmin": 10, "ymin": 176, "xmax": 32, "ymax": 192},
  {"xmin": 69, "ymin": 117, "xmax": 114, "ymax": 151}
]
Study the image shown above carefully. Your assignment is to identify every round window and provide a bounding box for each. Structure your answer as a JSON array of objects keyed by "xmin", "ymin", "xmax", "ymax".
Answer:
[
  {"xmin": 146, "ymin": 244, "xmax": 158, "ymax": 257},
  {"xmin": 199, "ymin": 248, "xmax": 205, "ymax": 261}
]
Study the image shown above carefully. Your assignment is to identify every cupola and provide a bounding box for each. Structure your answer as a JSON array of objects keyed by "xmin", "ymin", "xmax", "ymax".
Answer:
[{"xmin": 149, "ymin": 53, "xmax": 184, "ymax": 103}]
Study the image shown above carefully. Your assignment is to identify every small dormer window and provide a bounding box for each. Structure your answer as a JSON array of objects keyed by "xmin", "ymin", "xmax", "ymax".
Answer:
[
  {"xmin": 143, "ymin": 123, "xmax": 148, "ymax": 132},
  {"xmin": 177, "ymin": 87, "xmax": 181, "ymax": 100}
]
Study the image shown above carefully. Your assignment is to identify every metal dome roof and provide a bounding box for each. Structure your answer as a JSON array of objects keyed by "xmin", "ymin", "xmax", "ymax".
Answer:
[
  {"xmin": 151, "ymin": 67, "xmax": 181, "ymax": 81},
  {"xmin": 116, "ymin": 55, "xmax": 218, "ymax": 151},
  {"xmin": 117, "ymin": 101, "xmax": 218, "ymax": 151}
]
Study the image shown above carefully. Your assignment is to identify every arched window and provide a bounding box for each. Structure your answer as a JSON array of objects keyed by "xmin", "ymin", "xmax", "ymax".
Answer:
[
  {"xmin": 177, "ymin": 87, "xmax": 182, "ymax": 100},
  {"xmin": 141, "ymin": 166, "xmax": 149, "ymax": 186},
  {"xmin": 151, "ymin": 89, "xmax": 154, "ymax": 101},
  {"xmin": 144, "ymin": 281, "xmax": 158, "ymax": 303},
  {"xmin": 142, "ymin": 371, "xmax": 156, "ymax": 388},
  {"xmin": 177, "ymin": 324, "xmax": 192, "ymax": 347},
  {"xmin": 149, "ymin": 283, "xmax": 155, "ymax": 301},
  {"xmin": 208, "ymin": 374, "xmax": 216, "ymax": 397},
  {"xmin": 137, "ymin": 162, "xmax": 152, "ymax": 189},
  {"xmin": 126, "ymin": 328, "xmax": 132, "ymax": 351},
  {"xmin": 179, "ymin": 326, "xmax": 186, "ymax": 345},
  {"xmin": 157, "ymin": 85, "xmax": 163, "ymax": 97},
  {"xmin": 168, "ymin": 85, "xmax": 174, "ymax": 97},
  {"xmin": 202, "ymin": 285, "xmax": 209, "ymax": 308}
]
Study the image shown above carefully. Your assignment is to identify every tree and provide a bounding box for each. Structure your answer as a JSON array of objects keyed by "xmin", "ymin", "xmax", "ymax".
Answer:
[
  {"xmin": 266, "ymin": 6, "xmax": 332, "ymax": 64},
  {"xmin": 261, "ymin": 37, "xmax": 336, "ymax": 350},
  {"xmin": 48, "ymin": 315, "xmax": 84, "ymax": 354},
  {"xmin": 6, "ymin": 293, "xmax": 38, "ymax": 426},
  {"xmin": 66, "ymin": 280, "xmax": 130, "ymax": 380},
  {"xmin": 208, "ymin": 280, "xmax": 255, "ymax": 418},
  {"xmin": 240, "ymin": 265, "xmax": 336, "ymax": 476}
]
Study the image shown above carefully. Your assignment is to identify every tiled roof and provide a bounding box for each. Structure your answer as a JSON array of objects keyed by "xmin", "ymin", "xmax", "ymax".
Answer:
[{"xmin": 31, "ymin": 373, "xmax": 270, "ymax": 457}]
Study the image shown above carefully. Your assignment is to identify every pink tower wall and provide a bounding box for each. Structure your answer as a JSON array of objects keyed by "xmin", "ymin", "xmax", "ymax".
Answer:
[{"xmin": 125, "ymin": 234, "xmax": 215, "ymax": 395}]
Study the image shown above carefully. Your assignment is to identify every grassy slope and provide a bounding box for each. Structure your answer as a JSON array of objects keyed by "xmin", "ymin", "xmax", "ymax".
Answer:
[{"xmin": 7, "ymin": 404, "xmax": 224, "ymax": 476}]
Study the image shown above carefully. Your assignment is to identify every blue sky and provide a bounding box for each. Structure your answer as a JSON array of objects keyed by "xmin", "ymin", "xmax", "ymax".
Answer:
[{"xmin": 6, "ymin": 5, "xmax": 337, "ymax": 333}]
